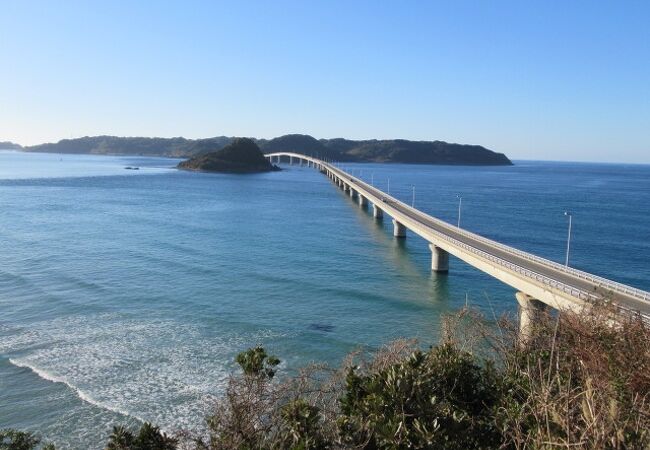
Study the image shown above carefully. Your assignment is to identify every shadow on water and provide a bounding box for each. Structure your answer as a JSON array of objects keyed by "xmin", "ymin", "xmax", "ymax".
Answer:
[{"xmin": 334, "ymin": 185, "xmax": 451, "ymax": 306}]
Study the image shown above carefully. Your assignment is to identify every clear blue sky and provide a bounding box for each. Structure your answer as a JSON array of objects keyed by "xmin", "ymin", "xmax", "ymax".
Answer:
[{"xmin": 1, "ymin": 1, "xmax": 648, "ymax": 162}]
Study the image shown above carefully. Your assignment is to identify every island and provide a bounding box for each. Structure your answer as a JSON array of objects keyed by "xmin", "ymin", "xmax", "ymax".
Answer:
[
  {"xmin": 0, "ymin": 141, "xmax": 23, "ymax": 150},
  {"xmin": 15, "ymin": 134, "xmax": 513, "ymax": 166},
  {"xmin": 177, "ymin": 138, "xmax": 280, "ymax": 173}
]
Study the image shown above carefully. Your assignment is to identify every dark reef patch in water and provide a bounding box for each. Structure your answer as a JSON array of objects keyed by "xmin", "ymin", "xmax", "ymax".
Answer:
[{"xmin": 309, "ymin": 323, "xmax": 335, "ymax": 333}]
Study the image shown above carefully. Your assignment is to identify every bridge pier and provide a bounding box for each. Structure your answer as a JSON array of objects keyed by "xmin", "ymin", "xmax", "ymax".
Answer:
[
  {"xmin": 349, "ymin": 188, "xmax": 355, "ymax": 198},
  {"xmin": 290, "ymin": 156, "xmax": 293, "ymax": 165},
  {"xmin": 429, "ymin": 244, "xmax": 449, "ymax": 273},
  {"xmin": 515, "ymin": 292, "xmax": 547, "ymax": 346},
  {"xmin": 358, "ymin": 194, "xmax": 367, "ymax": 207},
  {"xmin": 392, "ymin": 219, "xmax": 406, "ymax": 238},
  {"xmin": 372, "ymin": 204, "xmax": 383, "ymax": 219}
]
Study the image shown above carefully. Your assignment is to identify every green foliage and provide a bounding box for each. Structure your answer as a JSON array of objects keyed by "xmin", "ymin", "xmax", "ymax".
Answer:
[
  {"xmin": 338, "ymin": 343, "xmax": 502, "ymax": 449},
  {"xmin": 105, "ymin": 423, "xmax": 177, "ymax": 450},
  {"xmin": 106, "ymin": 426, "xmax": 134, "ymax": 450},
  {"xmin": 235, "ymin": 346, "xmax": 280, "ymax": 379},
  {"xmin": 277, "ymin": 399, "xmax": 328, "ymax": 450},
  {"xmin": 0, "ymin": 429, "xmax": 54, "ymax": 450}
]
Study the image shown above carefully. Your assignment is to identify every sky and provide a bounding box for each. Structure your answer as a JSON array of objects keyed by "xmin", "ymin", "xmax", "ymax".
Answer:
[{"xmin": 1, "ymin": 1, "xmax": 648, "ymax": 163}]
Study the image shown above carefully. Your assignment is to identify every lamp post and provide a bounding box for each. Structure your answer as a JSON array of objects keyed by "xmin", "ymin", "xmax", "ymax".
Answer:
[
  {"xmin": 457, "ymin": 195, "xmax": 462, "ymax": 228},
  {"xmin": 564, "ymin": 211, "xmax": 572, "ymax": 267}
]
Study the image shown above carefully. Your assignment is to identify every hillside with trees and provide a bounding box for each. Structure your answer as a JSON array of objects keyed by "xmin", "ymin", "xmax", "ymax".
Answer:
[
  {"xmin": 177, "ymin": 138, "xmax": 278, "ymax": 173},
  {"xmin": 18, "ymin": 134, "xmax": 512, "ymax": 165}
]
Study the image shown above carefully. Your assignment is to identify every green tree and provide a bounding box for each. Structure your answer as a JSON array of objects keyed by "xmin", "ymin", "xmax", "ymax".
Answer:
[
  {"xmin": 0, "ymin": 429, "xmax": 55, "ymax": 450},
  {"xmin": 276, "ymin": 399, "xmax": 328, "ymax": 450},
  {"xmin": 235, "ymin": 346, "xmax": 280, "ymax": 379},
  {"xmin": 338, "ymin": 344, "xmax": 503, "ymax": 449},
  {"xmin": 105, "ymin": 423, "xmax": 176, "ymax": 450},
  {"xmin": 105, "ymin": 425, "xmax": 134, "ymax": 450}
]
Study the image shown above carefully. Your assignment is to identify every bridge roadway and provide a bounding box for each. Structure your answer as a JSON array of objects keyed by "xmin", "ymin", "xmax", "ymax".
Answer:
[{"xmin": 265, "ymin": 152, "xmax": 650, "ymax": 325}]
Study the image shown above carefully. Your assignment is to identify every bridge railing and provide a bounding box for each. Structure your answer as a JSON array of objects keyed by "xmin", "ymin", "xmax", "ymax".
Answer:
[
  {"xmin": 271, "ymin": 154, "xmax": 649, "ymax": 306},
  {"xmin": 401, "ymin": 192, "xmax": 650, "ymax": 303},
  {"xmin": 328, "ymin": 163, "xmax": 649, "ymax": 305},
  {"xmin": 428, "ymin": 225, "xmax": 648, "ymax": 320}
]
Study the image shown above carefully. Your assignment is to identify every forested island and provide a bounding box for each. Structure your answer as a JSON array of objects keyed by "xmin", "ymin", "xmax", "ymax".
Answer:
[
  {"xmin": 177, "ymin": 138, "xmax": 279, "ymax": 173},
  {"xmin": 6, "ymin": 134, "xmax": 513, "ymax": 165},
  {"xmin": 0, "ymin": 141, "xmax": 22, "ymax": 149}
]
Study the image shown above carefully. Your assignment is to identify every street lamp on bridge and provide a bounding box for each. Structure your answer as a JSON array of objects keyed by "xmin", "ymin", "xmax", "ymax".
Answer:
[{"xmin": 564, "ymin": 211, "xmax": 572, "ymax": 267}]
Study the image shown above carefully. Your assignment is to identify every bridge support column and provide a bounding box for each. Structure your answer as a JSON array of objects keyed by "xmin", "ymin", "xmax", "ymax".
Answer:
[
  {"xmin": 372, "ymin": 204, "xmax": 383, "ymax": 219},
  {"xmin": 515, "ymin": 292, "xmax": 547, "ymax": 346},
  {"xmin": 358, "ymin": 194, "xmax": 367, "ymax": 207},
  {"xmin": 290, "ymin": 156, "xmax": 293, "ymax": 165},
  {"xmin": 392, "ymin": 219, "xmax": 406, "ymax": 238},
  {"xmin": 428, "ymin": 244, "xmax": 449, "ymax": 272},
  {"xmin": 349, "ymin": 188, "xmax": 355, "ymax": 198}
]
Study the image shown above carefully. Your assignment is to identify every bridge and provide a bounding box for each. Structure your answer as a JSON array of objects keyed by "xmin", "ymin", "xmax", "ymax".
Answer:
[{"xmin": 265, "ymin": 152, "xmax": 650, "ymax": 340}]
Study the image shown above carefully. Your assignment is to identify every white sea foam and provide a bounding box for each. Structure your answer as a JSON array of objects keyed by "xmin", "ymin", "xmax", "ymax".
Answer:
[
  {"xmin": 3, "ymin": 312, "xmax": 293, "ymax": 433},
  {"xmin": 8, "ymin": 357, "xmax": 146, "ymax": 423}
]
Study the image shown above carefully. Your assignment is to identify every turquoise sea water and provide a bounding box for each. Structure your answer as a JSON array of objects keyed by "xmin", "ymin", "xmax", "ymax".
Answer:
[{"xmin": 1, "ymin": 150, "xmax": 649, "ymax": 448}]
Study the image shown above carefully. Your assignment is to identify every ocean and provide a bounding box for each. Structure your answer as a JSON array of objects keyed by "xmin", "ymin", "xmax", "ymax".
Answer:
[{"xmin": 1, "ymin": 150, "xmax": 649, "ymax": 448}]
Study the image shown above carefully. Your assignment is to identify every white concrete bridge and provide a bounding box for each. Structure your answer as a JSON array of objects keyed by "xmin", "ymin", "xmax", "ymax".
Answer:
[{"xmin": 265, "ymin": 152, "xmax": 650, "ymax": 337}]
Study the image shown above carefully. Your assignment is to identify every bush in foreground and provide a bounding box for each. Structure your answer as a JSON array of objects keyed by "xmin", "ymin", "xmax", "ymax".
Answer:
[
  {"xmin": 0, "ymin": 429, "xmax": 54, "ymax": 450},
  {"xmin": 196, "ymin": 306, "xmax": 649, "ymax": 449}
]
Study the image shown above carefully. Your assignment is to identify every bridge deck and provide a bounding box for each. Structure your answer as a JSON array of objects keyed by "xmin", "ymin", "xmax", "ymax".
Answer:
[{"xmin": 266, "ymin": 152, "xmax": 650, "ymax": 318}]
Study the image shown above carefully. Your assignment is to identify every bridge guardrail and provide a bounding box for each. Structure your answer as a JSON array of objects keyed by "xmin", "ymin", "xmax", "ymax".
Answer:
[
  {"xmin": 269, "ymin": 154, "xmax": 650, "ymax": 308},
  {"xmin": 404, "ymin": 206, "xmax": 650, "ymax": 303},
  {"xmin": 427, "ymin": 226, "xmax": 647, "ymax": 320},
  {"xmin": 325, "ymin": 163, "xmax": 649, "ymax": 305}
]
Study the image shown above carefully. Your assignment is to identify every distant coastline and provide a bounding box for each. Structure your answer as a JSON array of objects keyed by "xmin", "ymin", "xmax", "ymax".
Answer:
[{"xmin": 1, "ymin": 134, "xmax": 512, "ymax": 166}]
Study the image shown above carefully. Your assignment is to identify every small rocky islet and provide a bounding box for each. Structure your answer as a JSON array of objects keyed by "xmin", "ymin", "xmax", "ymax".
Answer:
[{"xmin": 177, "ymin": 138, "xmax": 279, "ymax": 173}]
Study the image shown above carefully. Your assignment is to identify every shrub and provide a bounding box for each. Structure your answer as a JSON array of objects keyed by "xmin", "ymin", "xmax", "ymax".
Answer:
[
  {"xmin": 0, "ymin": 429, "xmax": 54, "ymax": 450},
  {"xmin": 105, "ymin": 423, "xmax": 177, "ymax": 450},
  {"xmin": 496, "ymin": 307, "xmax": 650, "ymax": 449},
  {"xmin": 338, "ymin": 344, "xmax": 503, "ymax": 449},
  {"xmin": 235, "ymin": 346, "xmax": 280, "ymax": 379},
  {"xmin": 194, "ymin": 306, "xmax": 650, "ymax": 449}
]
